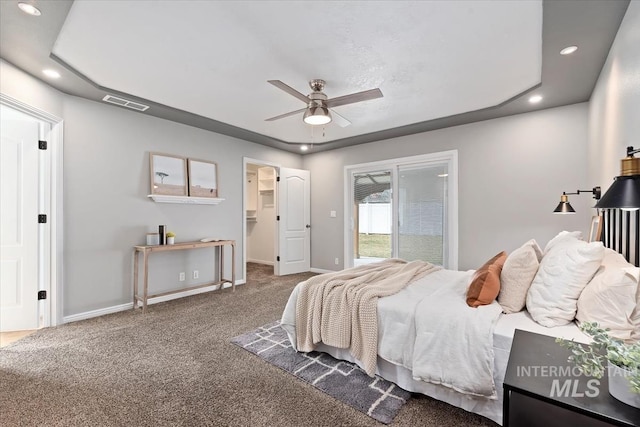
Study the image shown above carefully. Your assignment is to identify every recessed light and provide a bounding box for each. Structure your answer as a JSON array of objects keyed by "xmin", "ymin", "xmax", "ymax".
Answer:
[
  {"xmin": 560, "ymin": 46, "xmax": 578, "ymax": 55},
  {"xmin": 300, "ymin": 145, "xmax": 309, "ymax": 151},
  {"xmin": 42, "ymin": 69, "xmax": 60, "ymax": 79},
  {"xmin": 438, "ymin": 173, "xmax": 449, "ymax": 178},
  {"xmin": 18, "ymin": 2, "xmax": 41, "ymax": 16},
  {"xmin": 529, "ymin": 95, "xmax": 543, "ymax": 104}
]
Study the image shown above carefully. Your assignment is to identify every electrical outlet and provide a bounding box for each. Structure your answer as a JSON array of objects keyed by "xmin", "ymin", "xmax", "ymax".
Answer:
[
  {"xmin": 179, "ymin": 272, "xmax": 185, "ymax": 282},
  {"xmin": 335, "ymin": 258, "xmax": 339, "ymax": 265},
  {"xmin": 193, "ymin": 270, "xmax": 199, "ymax": 279}
]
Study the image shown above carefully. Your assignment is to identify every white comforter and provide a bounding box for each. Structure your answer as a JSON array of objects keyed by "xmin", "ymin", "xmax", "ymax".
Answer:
[{"xmin": 281, "ymin": 268, "xmax": 503, "ymax": 398}]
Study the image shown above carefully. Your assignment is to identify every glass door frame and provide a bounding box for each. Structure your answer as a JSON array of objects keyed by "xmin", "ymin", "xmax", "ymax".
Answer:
[{"xmin": 343, "ymin": 150, "xmax": 458, "ymax": 270}]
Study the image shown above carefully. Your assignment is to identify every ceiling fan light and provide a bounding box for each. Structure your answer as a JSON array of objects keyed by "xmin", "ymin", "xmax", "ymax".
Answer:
[{"xmin": 303, "ymin": 106, "xmax": 331, "ymax": 125}]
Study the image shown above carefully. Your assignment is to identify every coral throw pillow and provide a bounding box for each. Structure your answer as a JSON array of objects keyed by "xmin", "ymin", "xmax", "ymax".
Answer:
[{"xmin": 466, "ymin": 251, "xmax": 507, "ymax": 308}]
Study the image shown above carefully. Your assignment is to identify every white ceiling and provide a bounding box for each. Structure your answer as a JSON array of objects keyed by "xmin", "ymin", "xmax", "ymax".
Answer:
[{"xmin": 52, "ymin": 1, "xmax": 542, "ymax": 144}]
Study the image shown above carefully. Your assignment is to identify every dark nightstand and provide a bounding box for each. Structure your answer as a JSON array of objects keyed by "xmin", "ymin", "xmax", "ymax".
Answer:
[{"xmin": 503, "ymin": 329, "xmax": 640, "ymax": 427}]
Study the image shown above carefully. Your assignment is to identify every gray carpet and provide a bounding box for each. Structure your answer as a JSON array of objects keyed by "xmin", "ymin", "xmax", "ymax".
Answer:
[
  {"xmin": 231, "ymin": 321, "xmax": 411, "ymax": 424},
  {"xmin": 0, "ymin": 262, "xmax": 498, "ymax": 426}
]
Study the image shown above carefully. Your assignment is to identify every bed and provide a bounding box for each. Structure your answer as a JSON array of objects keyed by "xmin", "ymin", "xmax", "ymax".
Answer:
[{"xmin": 280, "ymin": 232, "xmax": 640, "ymax": 426}]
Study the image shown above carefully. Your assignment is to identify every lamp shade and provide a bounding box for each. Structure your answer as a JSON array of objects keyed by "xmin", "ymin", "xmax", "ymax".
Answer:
[
  {"xmin": 553, "ymin": 194, "xmax": 576, "ymax": 214},
  {"xmin": 553, "ymin": 201, "xmax": 576, "ymax": 214},
  {"xmin": 303, "ymin": 105, "xmax": 331, "ymax": 125},
  {"xmin": 595, "ymin": 175, "xmax": 640, "ymax": 210}
]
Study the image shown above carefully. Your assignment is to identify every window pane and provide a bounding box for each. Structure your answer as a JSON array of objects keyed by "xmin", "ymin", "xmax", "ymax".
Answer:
[
  {"xmin": 398, "ymin": 164, "xmax": 447, "ymax": 265},
  {"xmin": 353, "ymin": 170, "xmax": 392, "ymax": 265}
]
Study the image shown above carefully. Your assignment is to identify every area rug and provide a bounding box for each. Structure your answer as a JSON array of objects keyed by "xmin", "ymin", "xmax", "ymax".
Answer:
[{"xmin": 231, "ymin": 321, "xmax": 411, "ymax": 424}]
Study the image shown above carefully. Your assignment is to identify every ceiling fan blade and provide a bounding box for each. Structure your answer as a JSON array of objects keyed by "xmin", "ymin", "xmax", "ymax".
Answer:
[
  {"xmin": 329, "ymin": 109, "xmax": 351, "ymax": 127},
  {"xmin": 267, "ymin": 80, "xmax": 309, "ymax": 104},
  {"xmin": 325, "ymin": 88, "xmax": 383, "ymax": 109},
  {"xmin": 265, "ymin": 108, "xmax": 307, "ymax": 122}
]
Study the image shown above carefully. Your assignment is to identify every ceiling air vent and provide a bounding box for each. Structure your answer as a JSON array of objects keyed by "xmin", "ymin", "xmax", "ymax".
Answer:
[{"xmin": 102, "ymin": 95, "xmax": 149, "ymax": 111}]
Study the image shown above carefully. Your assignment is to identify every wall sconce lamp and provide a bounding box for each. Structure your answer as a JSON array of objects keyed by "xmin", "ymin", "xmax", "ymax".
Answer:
[
  {"xmin": 594, "ymin": 146, "xmax": 640, "ymax": 211},
  {"xmin": 553, "ymin": 187, "xmax": 601, "ymax": 214}
]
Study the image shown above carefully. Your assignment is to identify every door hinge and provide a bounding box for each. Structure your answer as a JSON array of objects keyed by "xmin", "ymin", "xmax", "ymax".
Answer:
[
  {"xmin": 276, "ymin": 176, "xmax": 280, "ymax": 182},
  {"xmin": 38, "ymin": 290, "xmax": 47, "ymax": 300},
  {"xmin": 277, "ymin": 256, "xmax": 280, "ymax": 262},
  {"xmin": 38, "ymin": 140, "xmax": 47, "ymax": 150},
  {"xmin": 276, "ymin": 215, "xmax": 280, "ymax": 221},
  {"xmin": 38, "ymin": 214, "xmax": 47, "ymax": 223}
]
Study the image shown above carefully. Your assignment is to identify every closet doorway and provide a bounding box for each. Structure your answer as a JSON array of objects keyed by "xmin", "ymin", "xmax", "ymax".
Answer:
[
  {"xmin": 245, "ymin": 161, "xmax": 277, "ymax": 273},
  {"xmin": 242, "ymin": 158, "xmax": 311, "ymax": 281}
]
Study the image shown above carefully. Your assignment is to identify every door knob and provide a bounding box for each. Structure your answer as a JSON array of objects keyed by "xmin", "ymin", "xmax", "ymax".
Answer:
[{"xmin": 306, "ymin": 224, "xmax": 311, "ymax": 228}]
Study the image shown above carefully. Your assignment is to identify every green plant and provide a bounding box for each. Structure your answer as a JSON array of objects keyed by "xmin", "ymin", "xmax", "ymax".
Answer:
[
  {"xmin": 166, "ymin": 231, "xmax": 176, "ymax": 238},
  {"xmin": 556, "ymin": 322, "xmax": 640, "ymax": 392}
]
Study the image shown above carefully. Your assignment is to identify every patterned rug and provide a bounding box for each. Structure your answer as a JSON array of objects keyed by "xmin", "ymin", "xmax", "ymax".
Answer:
[{"xmin": 231, "ymin": 321, "xmax": 411, "ymax": 424}]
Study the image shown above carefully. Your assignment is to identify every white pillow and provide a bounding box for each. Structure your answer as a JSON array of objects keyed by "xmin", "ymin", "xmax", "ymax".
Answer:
[
  {"xmin": 631, "ymin": 290, "xmax": 640, "ymax": 341},
  {"xmin": 576, "ymin": 249, "xmax": 640, "ymax": 340},
  {"xmin": 543, "ymin": 230, "xmax": 583, "ymax": 254},
  {"xmin": 526, "ymin": 238, "xmax": 604, "ymax": 327},
  {"xmin": 498, "ymin": 239, "xmax": 541, "ymax": 314},
  {"xmin": 630, "ymin": 265, "xmax": 640, "ymax": 341}
]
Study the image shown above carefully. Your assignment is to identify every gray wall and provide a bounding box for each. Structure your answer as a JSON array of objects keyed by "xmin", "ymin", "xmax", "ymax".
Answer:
[
  {"xmin": 1, "ymin": 60, "xmax": 302, "ymax": 316},
  {"xmin": 0, "ymin": 60, "xmax": 63, "ymax": 117},
  {"xmin": 303, "ymin": 103, "xmax": 592, "ymax": 271},
  {"xmin": 588, "ymin": 1, "xmax": 640, "ymax": 188}
]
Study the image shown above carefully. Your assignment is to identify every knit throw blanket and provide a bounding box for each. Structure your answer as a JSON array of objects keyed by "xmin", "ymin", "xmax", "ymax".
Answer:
[{"xmin": 295, "ymin": 258, "xmax": 441, "ymax": 376}]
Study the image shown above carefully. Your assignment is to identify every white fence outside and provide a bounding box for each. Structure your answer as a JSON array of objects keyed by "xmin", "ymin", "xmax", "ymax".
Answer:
[{"xmin": 359, "ymin": 202, "xmax": 444, "ymax": 235}]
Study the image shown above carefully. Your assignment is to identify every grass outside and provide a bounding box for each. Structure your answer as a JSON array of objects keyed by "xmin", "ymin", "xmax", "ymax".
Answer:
[
  {"xmin": 357, "ymin": 233, "xmax": 392, "ymax": 258},
  {"xmin": 357, "ymin": 233, "xmax": 443, "ymax": 264}
]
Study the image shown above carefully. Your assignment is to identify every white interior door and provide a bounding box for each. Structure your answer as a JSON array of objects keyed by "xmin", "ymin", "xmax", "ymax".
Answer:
[
  {"xmin": 1, "ymin": 108, "xmax": 40, "ymax": 331},
  {"xmin": 277, "ymin": 167, "xmax": 310, "ymax": 275}
]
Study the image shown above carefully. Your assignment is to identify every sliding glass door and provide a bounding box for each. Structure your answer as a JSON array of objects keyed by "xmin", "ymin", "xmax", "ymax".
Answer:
[
  {"xmin": 397, "ymin": 163, "xmax": 448, "ymax": 266},
  {"xmin": 346, "ymin": 151, "xmax": 457, "ymax": 269},
  {"xmin": 353, "ymin": 170, "xmax": 392, "ymax": 266}
]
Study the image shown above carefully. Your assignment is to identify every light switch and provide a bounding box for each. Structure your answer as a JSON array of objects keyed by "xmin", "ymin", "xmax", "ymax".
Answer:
[{"xmin": 330, "ymin": 210, "xmax": 337, "ymax": 218}]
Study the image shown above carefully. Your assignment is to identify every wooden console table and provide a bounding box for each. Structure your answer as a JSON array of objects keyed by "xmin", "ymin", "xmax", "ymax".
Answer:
[{"xmin": 133, "ymin": 240, "xmax": 235, "ymax": 312}]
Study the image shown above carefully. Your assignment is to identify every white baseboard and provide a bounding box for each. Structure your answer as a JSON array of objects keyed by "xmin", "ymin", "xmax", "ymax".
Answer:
[
  {"xmin": 63, "ymin": 279, "xmax": 246, "ymax": 323},
  {"xmin": 247, "ymin": 258, "xmax": 274, "ymax": 266},
  {"xmin": 310, "ymin": 267, "xmax": 337, "ymax": 274},
  {"xmin": 63, "ymin": 302, "xmax": 133, "ymax": 323}
]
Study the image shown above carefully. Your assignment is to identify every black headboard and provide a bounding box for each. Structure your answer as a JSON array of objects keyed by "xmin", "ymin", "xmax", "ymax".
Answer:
[{"xmin": 600, "ymin": 208, "xmax": 640, "ymax": 267}]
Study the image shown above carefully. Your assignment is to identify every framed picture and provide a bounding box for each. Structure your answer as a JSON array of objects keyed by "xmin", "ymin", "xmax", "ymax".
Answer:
[
  {"xmin": 589, "ymin": 215, "xmax": 602, "ymax": 243},
  {"xmin": 149, "ymin": 152, "xmax": 188, "ymax": 196},
  {"xmin": 188, "ymin": 158, "xmax": 218, "ymax": 198}
]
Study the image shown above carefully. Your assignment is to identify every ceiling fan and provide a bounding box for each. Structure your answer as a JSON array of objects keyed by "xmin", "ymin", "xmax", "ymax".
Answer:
[{"xmin": 265, "ymin": 79, "xmax": 383, "ymax": 127}]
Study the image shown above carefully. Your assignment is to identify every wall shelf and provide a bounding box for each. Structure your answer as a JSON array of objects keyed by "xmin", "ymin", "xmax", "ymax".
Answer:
[{"xmin": 147, "ymin": 194, "xmax": 225, "ymax": 205}]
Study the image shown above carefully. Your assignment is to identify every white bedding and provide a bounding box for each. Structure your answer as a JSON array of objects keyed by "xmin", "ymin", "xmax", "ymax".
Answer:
[
  {"xmin": 281, "ymin": 268, "xmax": 590, "ymax": 426},
  {"xmin": 411, "ymin": 271, "xmax": 503, "ymax": 398}
]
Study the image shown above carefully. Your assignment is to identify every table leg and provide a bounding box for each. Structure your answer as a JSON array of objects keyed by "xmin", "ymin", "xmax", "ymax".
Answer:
[
  {"xmin": 220, "ymin": 244, "xmax": 225, "ymax": 289},
  {"xmin": 143, "ymin": 250, "xmax": 149, "ymax": 313},
  {"xmin": 231, "ymin": 242, "xmax": 235, "ymax": 292},
  {"xmin": 133, "ymin": 249, "xmax": 139, "ymax": 309}
]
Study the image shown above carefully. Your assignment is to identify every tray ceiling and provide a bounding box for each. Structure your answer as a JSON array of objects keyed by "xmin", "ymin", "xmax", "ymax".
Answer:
[{"xmin": 0, "ymin": 1, "xmax": 630, "ymax": 152}]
